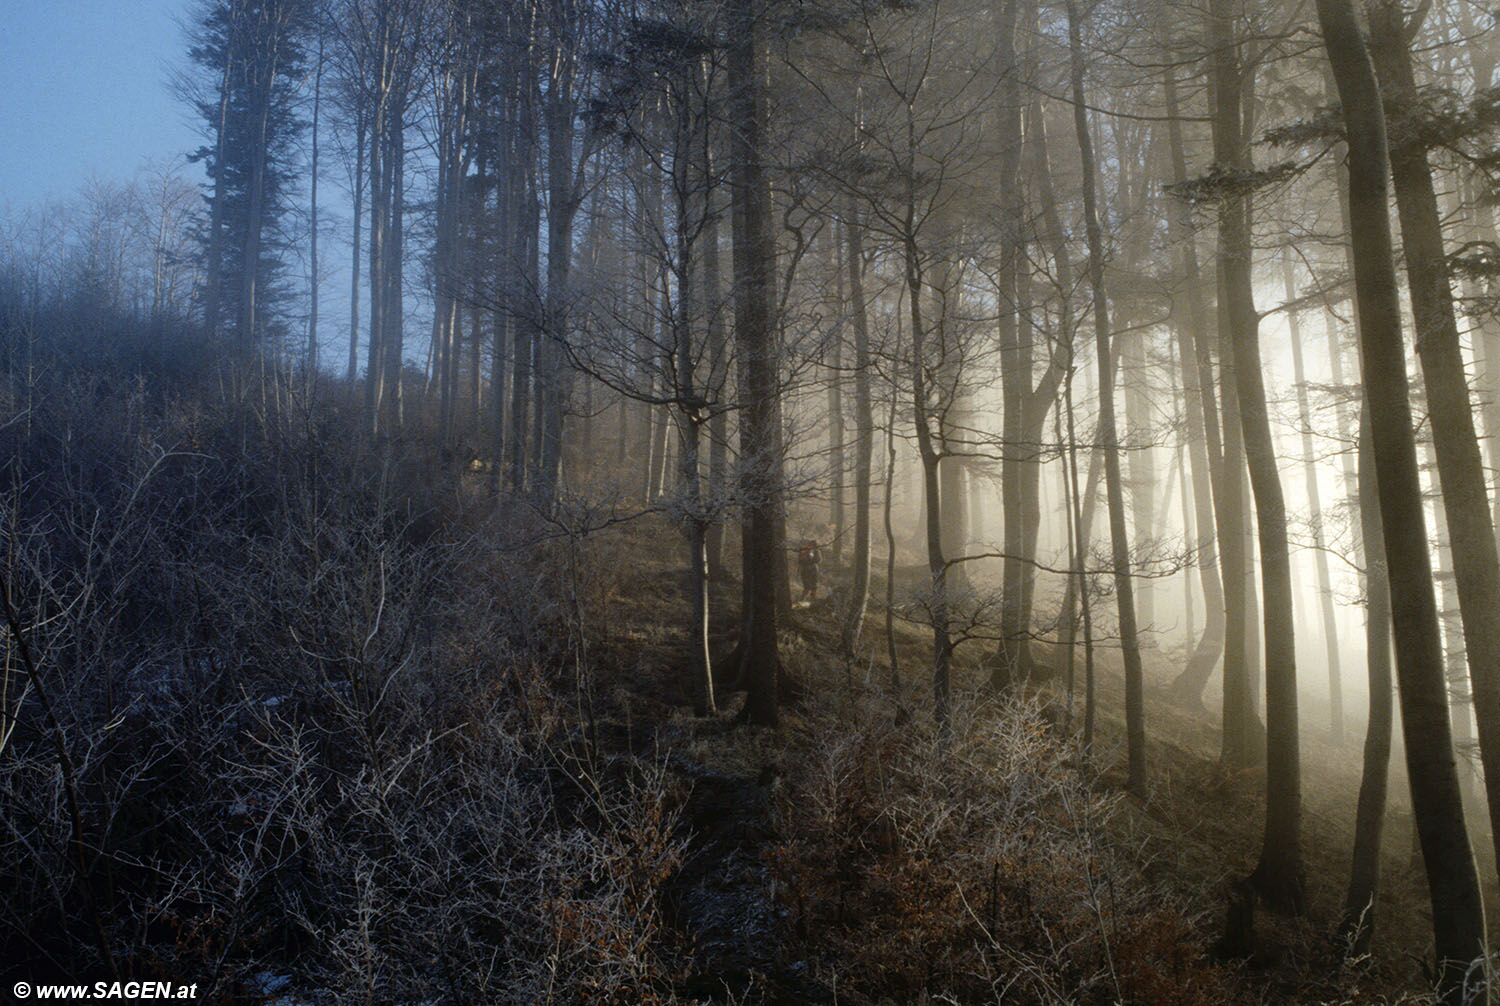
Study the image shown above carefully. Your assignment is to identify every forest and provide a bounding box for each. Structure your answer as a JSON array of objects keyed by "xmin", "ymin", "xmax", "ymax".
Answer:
[{"xmin": 4, "ymin": 0, "xmax": 1500, "ymax": 1001}]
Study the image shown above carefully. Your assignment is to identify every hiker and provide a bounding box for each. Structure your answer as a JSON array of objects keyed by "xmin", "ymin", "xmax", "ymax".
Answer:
[{"xmin": 797, "ymin": 539, "xmax": 822, "ymax": 603}]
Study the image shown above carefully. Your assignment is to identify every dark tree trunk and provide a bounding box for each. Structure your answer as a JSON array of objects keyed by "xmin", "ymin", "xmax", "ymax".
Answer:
[
  {"xmin": 365, "ymin": 50, "xmax": 388, "ymax": 431},
  {"xmin": 828, "ymin": 231, "xmax": 846, "ymax": 565},
  {"xmin": 307, "ymin": 34, "xmax": 321, "ymax": 385},
  {"xmin": 1317, "ymin": 0, "xmax": 1488, "ymax": 991},
  {"xmin": 993, "ymin": 0, "xmax": 1034, "ymax": 688},
  {"xmin": 1368, "ymin": 0, "xmax": 1500, "ymax": 893},
  {"xmin": 1123, "ymin": 327, "xmax": 1155, "ymax": 636},
  {"xmin": 1162, "ymin": 60, "xmax": 1228, "ymax": 708},
  {"xmin": 382, "ymin": 103, "xmax": 405, "ymax": 432},
  {"xmin": 348, "ymin": 105, "xmax": 365, "ymax": 384},
  {"xmin": 1211, "ymin": 0, "xmax": 1302, "ymax": 911},
  {"xmin": 905, "ymin": 234, "xmax": 951, "ymax": 732},
  {"xmin": 704, "ymin": 184, "xmax": 729, "ymax": 580},
  {"xmin": 537, "ymin": 16, "xmax": 585, "ymax": 508},
  {"xmin": 1343, "ymin": 408, "xmax": 1394, "ymax": 954},
  {"xmin": 510, "ymin": 128, "xmax": 539, "ymax": 493},
  {"xmin": 672, "ymin": 114, "xmax": 713, "ymax": 717},
  {"xmin": 728, "ymin": 0, "xmax": 780, "ymax": 725},
  {"xmin": 204, "ymin": 36, "xmax": 233, "ymax": 341}
]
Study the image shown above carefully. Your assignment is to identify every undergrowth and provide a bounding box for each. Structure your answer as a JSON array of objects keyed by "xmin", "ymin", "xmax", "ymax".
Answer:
[
  {"xmin": 0, "ymin": 310, "xmax": 690, "ymax": 1002},
  {"xmin": 759, "ymin": 685, "xmax": 1242, "ymax": 1006},
  {"xmin": 0, "ymin": 301, "xmax": 1485, "ymax": 1005}
]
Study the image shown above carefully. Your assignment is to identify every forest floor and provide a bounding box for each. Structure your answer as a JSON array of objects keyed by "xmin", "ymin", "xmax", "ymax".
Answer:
[{"xmin": 576, "ymin": 510, "xmax": 1484, "ymax": 1005}]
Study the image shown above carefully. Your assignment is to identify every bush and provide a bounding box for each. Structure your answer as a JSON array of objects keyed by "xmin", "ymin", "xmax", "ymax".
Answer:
[
  {"xmin": 0, "ymin": 306, "xmax": 689, "ymax": 1002},
  {"xmin": 764, "ymin": 691, "xmax": 1240, "ymax": 1005}
]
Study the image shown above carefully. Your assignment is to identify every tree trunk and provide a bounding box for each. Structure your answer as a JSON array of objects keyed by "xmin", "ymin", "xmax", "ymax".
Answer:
[
  {"xmin": 1368, "ymin": 0, "xmax": 1500, "ymax": 893},
  {"xmin": 1123, "ymin": 327, "xmax": 1156, "ymax": 636},
  {"xmin": 1158, "ymin": 62, "xmax": 1230, "ymax": 707},
  {"xmin": 993, "ymin": 96, "xmax": 1069, "ymax": 690},
  {"xmin": 1209, "ymin": 0, "xmax": 1302, "ymax": 912},
  {"xmin": 1067, "ymin": 0, "xmax": 1146, "ymax": 795},
  {"xmin": 1343, "ymin": 407, "xmax": 1394, "ymax": 954},
  {"xmin": 994, "ymin": 0, "xmax": 1033, "ymax": 688},
  {"xmin": 705, "ymin": 165, "xmax": 730, "ymax": 580},
  {"xmin": 1283, "ymin": 252, "xmax": 1343, "ymax": 743},
  {"xmin": 383, "ymin": 101, "xmax": 405, "ymax": 432},
  {"xmin": 510, "ymin": 141, "xmax": 539, "ymax": 492},
  {"xmin": 307, "ymin": 33, "xmax": 322, "ymax": 385},
  {"xmin": 728, "ymin": 0, "xmax": 780, "ymax": 725},
  {"xmin": 365, "ymin": 45, "xmax": 388, "ymax": 431},
  {"xmin": 673, "ymin": 127, "xmax": 713, "ymax": 717},
  {"xmin": 884, "ymin": 385, "xmax": 901, "ymax": 695},
  {"xmin": 537, "ymin": 25, "xmax": 583, "ymax": 508},
  {"xmin": 204, "ymin": 30, "xmax": 233, "ymax": 341},
  {"xmin": 348, "ymin": 104, "xmax": 365, "ymax": 384},
  {"xmin": 905, "ymin": 231, "xmax": 952, "ymax": 732},
  {"xmin": 840, "ymin": 199, "xmax": 875, "ymax": 656},
  {"xmin": 1317, "ymin": 0, "xmax": 1488, "ymax": 990},
  {"xmin": 829, "ymin": 231, "xmax": 846, "ymax": 565}
]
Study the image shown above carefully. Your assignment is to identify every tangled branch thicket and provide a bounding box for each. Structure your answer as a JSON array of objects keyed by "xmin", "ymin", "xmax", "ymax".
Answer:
[
  {"xmin": 762, "ymin": 688, "xmax": 1240, "ymax": 1006},
  {"xmin": 0, "ymin": 308, "xmax": 686, "ymax": 1003}
]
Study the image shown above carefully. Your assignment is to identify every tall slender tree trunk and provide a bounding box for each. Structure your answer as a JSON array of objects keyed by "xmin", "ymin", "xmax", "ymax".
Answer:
[
  {"xmin": 537, "ymin": 6, "xmax": 587, "ymax": 508},
  {"xmin": 382, "ymin": 100, "xmax": 405, "ymax": 432},
  {"xmin": 348, "ymin": 104, "xmax": 365, "ymax": 385},
  {"xmin": 510, "ymin": 128, "xmax": 539, "ymax": 492},
  {"xmin": 239, "ymin": 7, "xmax": 285, "ymax": 365},
  {"xmin": 829, "ymin": 230, "xmax": 846, "ymax": 565},
  {"xmin": 905, "ymin": 228, "xmax": 951, "ymax": 732},
  {"xmin": 1283, "ymin": 252, "xmax": 1343, "ymax": 743},
  {"xmin": 1429, "ymin": 471, "xmax": 1479, "ymax": 811},
  {"xmin": 1067, "ymin": 0, "xmax": 1146, "ymax": 795},
  {"xmin": 1368, "ymin": 0, "xmax": 1500, "ymax": 892},
  {"xmin": 728, "ymin": 0, "xmax": 780, "ymax": 725},
  {"xmin": 203, "ymin": 30, "xmax": 234, "ymax": 341},
  {"xmin": 1172, "ymin": 358, "xmax": 1197, "ymax": 659},
  {"xmin": 1062, "ymin": 356, "xmax": 1098, "ymax": 758},
  {"xmin": 994, "ymin": 96, "xmax": 1069, "ymax": 690},
  {"xmin": 840, "ymin": 199, "xmax": 875, "ymax": 656},
  {"xmin": 1317, "ymin": 0, "xmax": 1488, "ymax": 991},
  {"xmin": 307, "ymin": 33, "xmax": 322, "ymax": 385},
  {"xmin": 935, "ymin": 232, "xmax": 968, "ymax": 596},
  {"xmin": 1343, "ymin": 407, "xmax": 1394, "ymax": 954},
  {"xmin": 883, "ymin": 383, "xmax": 901, "ymax": 695},
  {"xmin": 434, "ymin": 77, "xmax": 459, "ymax": 449},
  {"xmin": 704, "ymin": 183, "xmax": 729, "ymax": 579},
  {"xmin": 672, "ymin": 122, "xmax": 713, "ymax": 716},
  {"xmin": 1123, "ymin": 328, "xmax": 1156, "ymax": 635},
  {"xmin": 489, "ymin": 89, "xmax": 519, "ymax": 494},
  {"xmin": 1210, "ymin": 0, "xmax": 1302, "ymax": 911},
  {"xmin": 994, "ymin": 0, "xmax": 1033, "ymax": 688},
  {"xmin": 1161, "ymin": 58, "xmax": 1236, "ymax": 717},
  {"xmin": 366, "ymin": 47, "xmax": 388, "ymax": 431},
  {"xmin": 1453, "ymin": 0, "xmax": 1500, "ymax": 539}
]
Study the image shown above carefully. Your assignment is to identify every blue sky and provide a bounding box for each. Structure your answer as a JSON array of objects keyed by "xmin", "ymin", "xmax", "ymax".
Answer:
[
  {"xmin": 1, "ymin": 0, "xmax": 202, "ymax": 209},
  {"xmin": 1, "ymin": 0, "xmax": 364, "ymax": 365}
]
